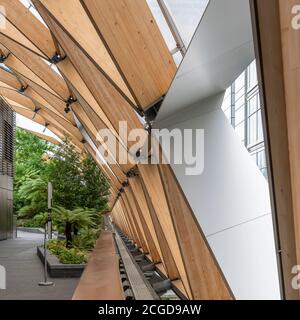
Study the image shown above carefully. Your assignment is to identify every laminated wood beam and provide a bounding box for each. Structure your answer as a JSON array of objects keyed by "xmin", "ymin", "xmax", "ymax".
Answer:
[
  {"xmin": 10, "ymin": 101, "xmax": 82, "ymax": 151},
  {"xmin": 0, "ymin": 86, "xmax": 35, "ymax": 110},
  {"xmin": 0, "ymin": 68, "xmax": 21, "ymax": 90},
  {"xmin": 10, "ymin": 104, "xmax": 46, "ymax": 126},
  {"xmin": 37, "ymin": 108, "xmax": 82, "ymax": 142},
  {"xmin": 34, "ymin": 2, "xmax": 147, "ymax": 153},
  {"xmin": 5, "ymin": 98, "xmax": 29, "ymax": 110},
  {"xmin": 84, "ymin": 143, "xmax": 124, "ymax": 191},
  {"xmin": 123, "ymin": 188, "xmax": 149, "ymax": 255},
  {"xmin": 5, "ymin": 53, "xmax": 61, "ymax": 99},
  {"xmin": 129, "ymin": 176, "xmax": 162, "ymax": 264},
  {"xmin": 14, "ymin": 71, "xmax": 75, "ymax": 124},
  {"xmin": 0, "ymin": 84, "xmax": 82, "ymax": 150},
  {"xmin": 130, "ymin": 185, "xmax": 161, "ymax": 264},
  {"xmin": 0, "ymin": 35, "xmax": 69, "ymax": 100},
  {"xmin": 21, "ymin": 87, "xmax": 67, "ymax": 120},
  {"xmin": 21, "ymin": 127, "xmax": 60, "ymax": 145},
  {"xmin": 58, "ymin": 60, "xmax": 136, "ymax": 173},
  {"xmin": 120, "ymin": 206, "xmax": 134, "ymax": 240},
  {"xmin": 0, "ymin": 42, "xmax": 10, "ymax": 56},
  {"xmin": 0, "ymin": 83, "xmax": 80, "ymax": 142},
  {"xmin": 0, "ymin": 65, "xmax": 74, "ymax": 122},
  {"xmin": 58, "ymin": 60, "xmax": 136, "ymax": 168},
  {"xmin": 0, "ymin": 80, "xmax": 16, "ymax": 90},
  {"xmin": 81, "ymin": 0, "xmax": 177, "ymax": 109},
  {"xmin": 138, "ymin": 163, "xmax": 190, "ymax": 295},
  {"xmin": 0, "ymin": 0, "xmax": 56, "ymax": 58},
  {"xmin": 251, "ymin": 0, "xmax": 300, "ymax": 299},
  {"xmin": 158, "ymin": 164, "xmax": 233, "ymax": 300},
  {"xmin": 114, "ymin": 200, "xmax": 134, "ymax": 240},
  {"xmin": 74, "ymin": 107, "xmax": 127, "ymax": 184},
  {"xmin": 37, "ymin": 0, "xmax": 135, "ymax": 104},
  {"xmin": 70, "ymin": 94, "xmax": 134, "ymax": 174},
  {"xmin": 0, "ymin": 15, "xmax": 45, "ymax": 58},
  {"xmin": 139, "ymin": 171, "xmax": 181, "ymax": 282},
  {"xmin": 58, "ymin": 58, "xmax": 113, "ymax": 130},
  {"xmin": 119, "ymin": 196, "xmax": 141, "ymax": 248},
  {"xmin": 47, "ymin": 124, "xmax": 68, "ymax": 141}
]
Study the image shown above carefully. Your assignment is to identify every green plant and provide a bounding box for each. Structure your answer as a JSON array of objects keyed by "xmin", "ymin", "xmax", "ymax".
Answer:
[
  {"xmin": 47, "ymin": 240, "xmax": 87, "ymax": 264},
  {"xmin": 57, "ymin": 247, "xmax": 87, "ymax": 264},
  {"xmin": 52, "ymin": 207, "xmax": 97, "ymax": 247},
  {"xmin": 80, "ymin": 155, "xmax": 110, "ymax": 211},
  {"xmin": 46, "ymin": 141, "xmax": 110, "ymax": 211},
  {"xmin": 47, "ymin": 239, "xmax": 66, "ymax": 256},
  {"xmin": 73, "ymin": 227, "xmax": 100, "ymax": 250},
  {"xmin": 14, "ymin": 128, "xmax": 54, "ymax": 213},
  {"xmin": 16, "ymin": 170, "xmax": 48, "ymax": 219},
  {"xmin": 17, "ymin": 213, "xmax": 48, "ymax": 228},
  {"xmin": 31, "ymin": 212, "xmax": 48, "ymax": 228}
]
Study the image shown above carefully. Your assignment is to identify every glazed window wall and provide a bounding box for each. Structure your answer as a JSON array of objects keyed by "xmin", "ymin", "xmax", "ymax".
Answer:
[{"xmin": 222, "ymin": 60, "xmax": 267, "ymax": 179}]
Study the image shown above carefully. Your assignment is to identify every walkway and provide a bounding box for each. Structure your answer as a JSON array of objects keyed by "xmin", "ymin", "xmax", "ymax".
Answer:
[{"xmin": 0, "ymin": 230, "xmax": 78, "ymax": 300}]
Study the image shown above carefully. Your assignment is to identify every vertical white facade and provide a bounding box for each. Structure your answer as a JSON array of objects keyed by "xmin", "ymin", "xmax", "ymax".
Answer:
[{"xmin": 156, "ymin": 95, "xmax": 280, "ymax": 299}]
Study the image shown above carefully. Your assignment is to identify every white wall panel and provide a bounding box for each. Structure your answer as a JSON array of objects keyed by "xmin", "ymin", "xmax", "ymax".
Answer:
[{"xmin": 155, "ymin": 97, "xmax": 281, "ymax": 299}]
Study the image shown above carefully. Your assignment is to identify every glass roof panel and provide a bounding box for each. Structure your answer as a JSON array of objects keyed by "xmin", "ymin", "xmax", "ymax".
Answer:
[
  {"xmin": 164, "ymin": 0, "xmax": 209, "ymax": 46},
  {"xmin": 147, "ymin": 0, "xmax": 209, "ymax": 48}
]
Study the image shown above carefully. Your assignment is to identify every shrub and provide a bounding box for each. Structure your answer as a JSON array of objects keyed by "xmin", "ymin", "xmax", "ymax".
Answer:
[
  {"xmin": 47, "ymin": 239, "xmax": 66, "ymax": 256},
  {"xmin": 18, "ymin": 213, "xmax": 50, "ymax": 228},
  {"xmin": 32, "ymin": 212, "xmax": 48, "ymax": 227},
  {"xmin": 52, "ymin": 207, "xmax": 97, "ymax": 247},
  {"xmin": 72, "ymin": 228, "xmax": 99, "ymax": 250},
  {"xmin": 57, "ymin": 247, "xmax": 87, "ymax": 264},
  {"xmin": 47, "ymin": 240, "xmax": 87, "ymax": 264}
]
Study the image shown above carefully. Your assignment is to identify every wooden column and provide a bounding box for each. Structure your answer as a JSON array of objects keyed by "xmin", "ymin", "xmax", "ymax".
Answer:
[{"xmin": 251, "ymin": 0, "xmax": 300, "ymax": 299}]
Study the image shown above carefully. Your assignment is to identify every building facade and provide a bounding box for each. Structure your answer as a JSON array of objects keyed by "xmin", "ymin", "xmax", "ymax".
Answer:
[
  {"xmin": 0, "ymin": 98, "xmax": 15, "ymax": 240},
  {"xmin": 222, "ymin": 60, "xmax": 268, "ymax": 179}
]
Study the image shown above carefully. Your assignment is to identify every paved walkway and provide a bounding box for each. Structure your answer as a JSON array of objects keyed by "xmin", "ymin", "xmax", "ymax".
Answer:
[{"xmin": 0, "ymin": 231, "xmax": 78, "ymax": 300}]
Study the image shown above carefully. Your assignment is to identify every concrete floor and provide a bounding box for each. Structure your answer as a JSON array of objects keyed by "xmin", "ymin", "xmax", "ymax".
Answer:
[{"xmin": 0, "ymin": 230, "xmax": 79, "ymax": 300}]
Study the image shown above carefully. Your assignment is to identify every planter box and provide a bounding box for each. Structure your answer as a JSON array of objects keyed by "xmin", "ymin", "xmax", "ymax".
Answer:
[
  {"xmin": 18, "ymin": 227, "xmax": 44, "ymax": 234},
  {"xmin": 37, "ymin": 246, "xmax": 85, "ymax": 278}
]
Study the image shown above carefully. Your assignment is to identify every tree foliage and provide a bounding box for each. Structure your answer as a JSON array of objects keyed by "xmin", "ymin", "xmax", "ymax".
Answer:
[
  {"xmin": 52, "ymin": 206, "xmax": 97, "ymax": 247},
  {"xmin": 14, "ymin": 130, "xmax": 110, "ymax": 220},
  {"xmin": 14, "ymin": 128, "xmax": 53, "ymax": 213},
  {"xmin": 46, "ymin": 140, "xmax": 110, "ymax": 211}
]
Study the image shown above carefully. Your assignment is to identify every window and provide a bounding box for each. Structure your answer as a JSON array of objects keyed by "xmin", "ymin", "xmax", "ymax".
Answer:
[
  {"xmin": 247, "ymin": 61, "xmax": 258, "ymax": 90},
  {"xmin": 221, "ymin": 60, "xmax": 267, "ymax": 179}
]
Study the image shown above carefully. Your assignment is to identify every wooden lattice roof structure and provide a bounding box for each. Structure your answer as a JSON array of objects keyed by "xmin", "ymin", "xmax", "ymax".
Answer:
[{"xmin": 0, "ymin": 0, "xmax": 234, "ymax": 300}]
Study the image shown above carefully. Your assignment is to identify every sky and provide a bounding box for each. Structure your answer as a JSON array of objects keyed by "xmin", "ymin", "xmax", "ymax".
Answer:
[
  {"xmin": 16, "ymin": 115, "xmax": 61, "ymax": 140},
  {"xmin": 15, "ymin": 0, "xmax": 209, "ymax": 140}
]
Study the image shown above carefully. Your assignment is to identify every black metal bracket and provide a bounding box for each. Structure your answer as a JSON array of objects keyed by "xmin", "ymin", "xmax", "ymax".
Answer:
[
  {"xmin": 65, "ymin": 96, "xmax": 77, "ymax": 106},
  {"xmin": 64, "ymin": 96, "xmax": 77, "ymax": 113},
  {"xmin": 122, "ymin": 180, "xmax": 129, "ymax": 188},
  {"xmin": 144, "ymin": 121, "xmax": 152, "ymax": 134},
  {"xmin": 126, "ymin": 167, "xmax": 139, "ymax": 178},
  {"xmin": 18, "ymin": 85, "xmax": 28, "ymax": 93},
  {"xmin": 0, "ymin": 53, "xmax": 10, "ymax": 63},
  {"xmin": 50, "ymin": 53, "xmax": 66, "ymax": 64},
  {"xmin": 143, "ymin": 95, "xmax": 165, "ymax": 123},
  {"xmin": 64, "ymin": 106, "xmax": 71, "ymax": 113},
  {"xmin": 136, "ymin": 107, "xmax": 145, "ymax": 118},
  {"xmin": 135, "ymin": 148, "xmax": 142, "ymax": 159},
  {"xmin": 43, "ymin": 122, "xmax": 50, "ymax": 133}
]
